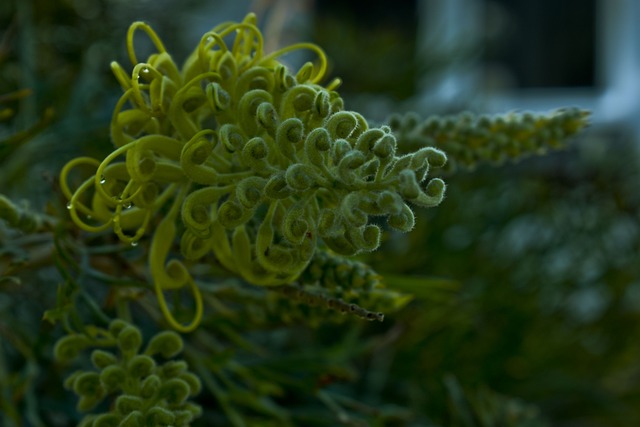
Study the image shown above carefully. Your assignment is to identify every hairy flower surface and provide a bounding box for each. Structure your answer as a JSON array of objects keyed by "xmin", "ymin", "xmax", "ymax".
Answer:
[{"xmin": 60, "ymin": 14, "xmax": 447, "ymax": 332}]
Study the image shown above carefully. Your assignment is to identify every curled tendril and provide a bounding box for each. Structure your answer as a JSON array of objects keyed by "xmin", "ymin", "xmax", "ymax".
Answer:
[{"xmin": 60, "ymin": 13, "xmax": 448, "ymax": 332}]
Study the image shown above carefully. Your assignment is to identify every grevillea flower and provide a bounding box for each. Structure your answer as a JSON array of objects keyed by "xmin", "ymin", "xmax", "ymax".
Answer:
[{"xmin": 60, "ymin": 14, "xmax": 447, "ymax": 332}]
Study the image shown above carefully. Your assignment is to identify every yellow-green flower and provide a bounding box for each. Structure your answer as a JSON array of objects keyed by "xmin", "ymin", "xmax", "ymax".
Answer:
[{"xmin": 60, "ymin": 14, "xmax": 447, "ymax": 332}]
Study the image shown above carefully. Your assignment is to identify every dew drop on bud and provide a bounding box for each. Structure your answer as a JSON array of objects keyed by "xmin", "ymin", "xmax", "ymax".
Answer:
[
  {"xmin": 123, "ymin": 201, "xmax": 132, "ymax": 209},
  {"xmin": 66, "ymin": 202, "xmax": 72, "ymax": 210},
  {"xmin": 100, "ymin": 175, "xmax": 106, "ymax": 184},
  {"xmin": 131, "ymin": 241, "xmax": 139, "ymax": 247}
]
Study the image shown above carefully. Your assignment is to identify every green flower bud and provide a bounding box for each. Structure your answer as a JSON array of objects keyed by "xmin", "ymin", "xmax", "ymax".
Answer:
[
  {"xmin": 140, "ymin": 374, "xmax": 162, "ymax": 399},
  {"xmin": 108, "ymin": 319, "xmax": 129, "ymax": 338},
  {"xmin": 398, "ymin": 170, "xmax": 420, "ymax": 200},
  {"xmin": 238, "ymin": 90, "xmax": 273, "ymax": 136},
  {"xmin": 115, "ymin": 394, "xmax": 144, "ymax": 415},
  {"xmin": 387, "ymin": 203, "xmax": 415, "ymax": 232},
  {"xmin": 145, "ymin": 330, "xmax": 184, "ymax": 359},
  {"xmin": 159, "ymin": 378, "xmax": 191, "ymax": 406},
  {"xmin": 236, "ymin": 176, "xmax": 266, "ymax": 208},
  {"xmin": 332, "ymin": 139, "xmax": 352, "ymax": 164},
  {"xmin": 127, "ymin": 354, "xmax": 156, "ymax": 378},
  {"xmin": 313, "ymin": 90, "xmax": 331, "ymax": 118},
  {"xmin": 376, "ymin": 191, "xmax": 404, "ymax": 215},
  {"xmin": 242, "ymin": 136, "xmax": 271, "ymax": 172},
  {"xmin": 275, "ymin": 117, "xmax": 305, "ymax": 159},
  {"xmin": 54, "ymin": 334, "xmax": 91, "ymax": 363},
  {"xmin": 256, "ymin": 102, "xmax": 279, "ymax": 134},
  {"xmin": 325, "ymin": 111, "xmax": 358, "ymax": 139},
  {"xmin": 288, "ymin": 87, "xmax": 315, "ymax": 114},
  {"xmin": 219, "ymin": 123, "xmax": 245, "ymax": 152},
  {"xmin": 264, "ymin": 172, "xmax": 293, "ymax": 199},
  {"xmin": 285, "ymin": 163, "xmax": 316, "ymax": 191},
  {"xmin": 372, "ymin": 134, "xmax": 396, "ymax": 159},
  {"xmin": 337, "ymin": 150, "xmax": 366, "ymax": 184},
  {"xmin": 205, "ymin": 82, "xmax": 230, "ymax": 113},
  {"xmin": 274, "ymin": 64, "xmax": 295, "ymax": 92},
  {"xmin": 305, "ymin": 128, "xmax": 332, "ymax": 170},
  {"xmin": 179, "ymin": 372, "xmax": 203, "ymax": 396},
  {"xmin": 117, "ymin": 325, "xmax": 143, "ymax": 355},
  {"xmin": 355, "ymin": 128, "xmax": 384, "ymax": 154},
  {"xmin": 295, "ymin": 61, "xmax": 315, "ymax": 84},
  {"xmin": 218, "ymin": 198, "xmax": 252, "ymax": 229},
  {"xmin": 347, "ymin": 224, "xmax": 381, "ymax": 252},
  {"xmin": 91, "ymin": 350, "xmax": 118, "ymax": 370},
  {"xmin": 99, "ymin": 365, "xmax": 127, "ymax": 393},
  {"xmin": 73, "ymin": 372, "xmax": 103, "ymax": 398},
  {"xmin": 283, "ymin": 203, "xmax": 310, "ymax": 245},
  {"xmin": 411, "ymin": 177, "xmax": 446, "ymax": 208}
]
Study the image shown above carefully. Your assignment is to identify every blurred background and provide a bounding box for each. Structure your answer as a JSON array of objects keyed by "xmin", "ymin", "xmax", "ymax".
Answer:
[{"xmin": 1, "ymin": 0, "xmax": 640, "ymax": 426}]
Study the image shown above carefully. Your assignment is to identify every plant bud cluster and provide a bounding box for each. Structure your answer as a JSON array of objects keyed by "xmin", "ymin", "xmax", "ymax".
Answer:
[
  {"xmin": 54, "ymin": 320, "xmax": 201, "ymax": 426},
  {"xmin": 388, "ymin": 108, "xmax": 589, "ymax": 171},
  {"xmin": 60, "ymin": 14, "xmax": 447, "ymax": 331}
]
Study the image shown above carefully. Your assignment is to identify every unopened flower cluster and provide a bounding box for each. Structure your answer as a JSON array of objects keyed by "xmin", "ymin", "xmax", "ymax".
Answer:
[
  {"xmin": 61, "ymin": 14, "xmax": 446, "ymax": 331},
  {"xmin": 389, "ymin": 108, "xmax": 589, "ymax": 170}
]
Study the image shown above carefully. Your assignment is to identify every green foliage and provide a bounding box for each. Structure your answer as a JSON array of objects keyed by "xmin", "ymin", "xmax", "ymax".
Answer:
[
  {"xmin": 54, "ymin": 320, "xmax": 202, "ymax": 426},
  {"xmin": 443, "ymin": 376, "xmax": 548, "ymax": 427}
]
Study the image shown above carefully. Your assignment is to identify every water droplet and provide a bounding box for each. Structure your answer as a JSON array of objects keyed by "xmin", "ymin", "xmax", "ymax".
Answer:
[
  {"xmin": 123, "ymin": 201, "xmax": 132, "ymax": 209},
  {"xmin": 100, "ymin": 175, "xmax": 106, "ymax": 184},
  {"xmin": 141, "ymin": 66, "xmax": 150, "ymax": 74},
  {"xmin": 205, "ymin": 35, "xmax": 214, "ymax": 43},
  {"xmin": 131, "ymin": 241, "xmax": 139, "ymax": 247},
  {"xmin": 66, "ymin": 202, "xmax": 73, "ymax": 210}
]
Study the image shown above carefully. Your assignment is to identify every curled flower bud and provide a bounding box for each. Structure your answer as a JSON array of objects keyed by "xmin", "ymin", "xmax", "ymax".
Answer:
[
  {"xmin": 242, "ymin": 137, "xmax": 271, "ymax": 172},
  {"xmin": 205, "ymin": 82, "xmax": 230, "ymax": 112},
  {"xmin": 325, "ymin": 111, "xmax": 358, "ymax": 139},
  {"xmin": 295, "ymin": 61, "xmax": 315, "ymax": 84},
  {"xmin": 219, "ymin": 123, "xmax": 244, "ymax": 152},
  {"xmin": 145, "ymin": 331, "xmax": 183, "ymax": 359},
  {"xmin": 256, "ymin": 101, "xmax": 279, "ymax": 134},
  {"xmin": 285, "ymin": 163, "xmax": 316, "ymax": 191},
  {"xmin": 264, "ymin": 172, "xmax": 293, "ymax": 200},
  {"xmin": 388, "ymin": 203, "xmax": 415, "ymax": 232},
  {"xmin": 127, "ymin": 355, "xmax": 156, "ymax": 378},
  {"xmin": 115, "ymin": 395, "xmax": 144, "ymax": 415},
  {"xmin": 54, "ymin": 335, "xmax": 92, "ymax": 363},
  {"xmin": 236, "ymin": 176, "xmax": 266, "ymax": 208},
  {"xmin": 91, "ymin": 350, "xmax": 118, "ymax": 370}
]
